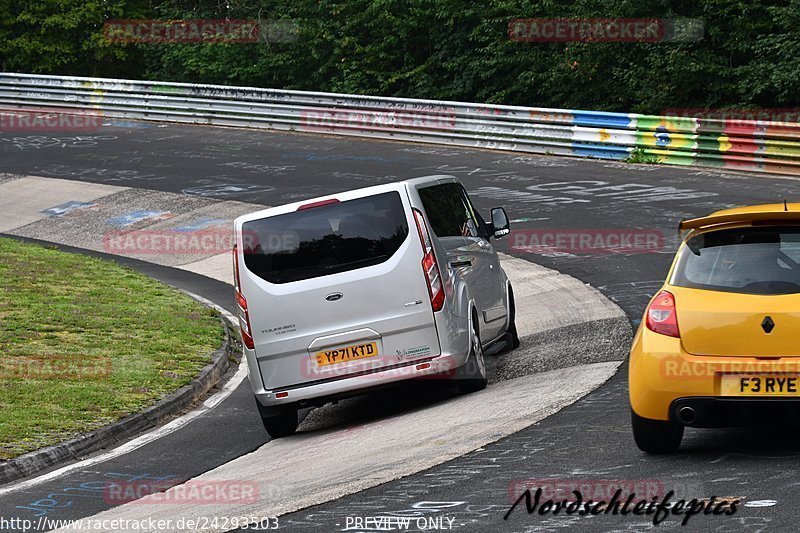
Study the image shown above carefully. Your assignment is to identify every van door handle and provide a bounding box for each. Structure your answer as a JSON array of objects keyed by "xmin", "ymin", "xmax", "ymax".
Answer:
[{"xmin": 450, "ymin": 260, "xmax": 472, "ymax": 268}]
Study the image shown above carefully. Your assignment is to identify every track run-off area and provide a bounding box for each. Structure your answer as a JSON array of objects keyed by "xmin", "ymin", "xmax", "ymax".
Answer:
[{"xmin": 1, "ymin": 121, "xmax": 799, "ymax": 533}]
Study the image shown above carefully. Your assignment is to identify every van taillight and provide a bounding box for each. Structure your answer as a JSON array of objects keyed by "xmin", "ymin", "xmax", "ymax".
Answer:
[
  {"xmin": 646, "ymin": 290, "xmax": 680, "ymax": 338},
  {"xmin": 232, "ymin": 244, "xmax": 255, "ymax": 349},
  {"xmin": 413, "ymin": 209, "xmax": 445, "ymax": 312}
]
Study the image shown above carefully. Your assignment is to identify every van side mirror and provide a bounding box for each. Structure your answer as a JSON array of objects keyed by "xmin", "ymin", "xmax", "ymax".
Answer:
[{"xmin": 490, "ymin": 207, "xmax": 510, "ymax": 239}]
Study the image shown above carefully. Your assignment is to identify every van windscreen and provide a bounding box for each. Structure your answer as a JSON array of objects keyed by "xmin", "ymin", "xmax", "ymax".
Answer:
[{"xmin": 242, "ymin": 191, "xmax": 409, "ymax": 284}]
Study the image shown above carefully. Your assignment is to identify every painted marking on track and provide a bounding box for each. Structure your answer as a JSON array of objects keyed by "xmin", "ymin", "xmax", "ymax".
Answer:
[
  {"xmin": 471, "ymin": 186, "xmax": 590, "ymax": 206},
  {"xmin": 41, "ymin": 201, "xmax": 98, "ymax": 217},
  {"xmin": 38, "ymin": 164, "xmax": 168, "ymax": 182},
  {"xmin": 399, "ymin": 147, "xmax": 464, "ymax": 157},
  {"xmin": 492, "ymin": 156, "xmax": 575, "ymax": 168},
  {"xmin": 744, "ymin": 500, "xmax": 777, "ymax": 508},
  {"xmin": 219, "ymin": 162, "xmax": 295, "ymax": 174},
  {"xmin": 107, "ymin": 210, "xmax": 174, "ymax": 228},
  {"xmin": 14, "ymin": 472, "xmax": 177, "ymax": 517},
  {"xmin": 416, "ymin": 167, "xmax": 719, "ymax": 205},
  {"xmin": 329, "ymin": 171, "xmax": 398, "ymax": 182},
  {"xmin": 181, "ymin": 184, "xmax": 275, "ymax": 197},
  {"xmin": 510, "ymin": 218, "xmax": 549, "ymax": 223},
  {"xmin": 103, "ymin": 120, "xmax": 151, "ymax": 129},
  {"xmin": 603, "ymin": 161, "xmax": 659, "ymax": 172},
  {"xmin": 0, "ymin": 135, "xmax": 118, "ymax": 150},
  {"xmin": 172, "ymin": 218, "xmax": 227, "ymax": 232},
  {"xmin": 283, "ymin": 152, "xmax": 405, "ymax": 163}
]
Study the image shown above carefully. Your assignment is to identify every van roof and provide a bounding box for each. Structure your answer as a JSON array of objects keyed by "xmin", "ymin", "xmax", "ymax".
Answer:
[{"xmin": 234, "ymin": 175, "xmax": 459, "ymax": 226}]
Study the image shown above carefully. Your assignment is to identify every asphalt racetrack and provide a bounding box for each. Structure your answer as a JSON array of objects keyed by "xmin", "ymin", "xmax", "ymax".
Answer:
[{"xmin": 2, "ymin": 122, "xmax": 800, "ymax": 532}]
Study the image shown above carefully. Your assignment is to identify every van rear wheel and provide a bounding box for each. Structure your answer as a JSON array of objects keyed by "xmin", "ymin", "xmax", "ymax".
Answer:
[
  {"xmin": 255, "ymin": 400, "xmax": 298, "ymax": 439},
  {"xmin": 457, "ymin": 314, "xmax": 488, "ymax": 393}
]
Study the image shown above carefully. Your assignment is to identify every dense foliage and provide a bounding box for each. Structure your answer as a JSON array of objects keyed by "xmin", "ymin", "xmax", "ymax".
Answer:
[{"xmin": 1, "ymin": 0, "xmax": 798, "ymax": 113}]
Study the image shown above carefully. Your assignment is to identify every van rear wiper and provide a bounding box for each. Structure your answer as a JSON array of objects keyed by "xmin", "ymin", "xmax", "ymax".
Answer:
[{"xmin": 324, "ymin": 256, "xmax": 387, "ymax": 271}]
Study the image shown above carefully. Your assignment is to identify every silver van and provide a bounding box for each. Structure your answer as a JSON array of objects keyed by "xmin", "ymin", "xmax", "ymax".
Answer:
[{"xmin": 232, "ymin": 175, "xmax": 519, "ymax": 437}]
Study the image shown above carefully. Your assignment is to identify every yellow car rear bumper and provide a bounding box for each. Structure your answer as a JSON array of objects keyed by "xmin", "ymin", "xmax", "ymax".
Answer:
[{"xmin": 629, "ymin": 325, "xmax": 800, "ymax": 422}]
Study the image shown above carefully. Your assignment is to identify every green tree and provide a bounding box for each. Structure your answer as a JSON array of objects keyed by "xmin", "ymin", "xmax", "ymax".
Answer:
[
  {"xmin": 0, "ymin": 0, "xmax": 150, "ymax": 76},
  {"xmin": 2, "ymin": 0, "xmax": 799, "ymax": 114}
]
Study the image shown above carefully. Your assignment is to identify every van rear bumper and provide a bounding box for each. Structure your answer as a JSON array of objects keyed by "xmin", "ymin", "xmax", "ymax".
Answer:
[{"xmin": 247, "ymin": 348, "xmax": 462, "ymax": 412}]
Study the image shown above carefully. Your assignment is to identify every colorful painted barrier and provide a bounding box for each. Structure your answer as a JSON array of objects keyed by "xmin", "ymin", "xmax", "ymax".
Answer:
[{"xmin": 1, "ymin": 72, "xmax": 799, "ymax": 175}]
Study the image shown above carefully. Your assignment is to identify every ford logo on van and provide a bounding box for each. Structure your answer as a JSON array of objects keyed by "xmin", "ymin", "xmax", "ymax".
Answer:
[{"xmin": 325, "ymin": 292, "xmax": 344, "ymax": 302}]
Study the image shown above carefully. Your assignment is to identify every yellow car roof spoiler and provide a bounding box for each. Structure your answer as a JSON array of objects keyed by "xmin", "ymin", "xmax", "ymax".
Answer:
[{"xmin": 680, "ymin": 206, "xmax": 800, "ymax": 232}]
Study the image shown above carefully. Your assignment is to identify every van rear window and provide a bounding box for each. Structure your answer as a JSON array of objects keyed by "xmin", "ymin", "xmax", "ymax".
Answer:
[
  {"xmin": 672, "ymin": 226, "xmax": 800, "ymax": 295},
  {"xmin": 242, "ymin": 192, "xmax": 409, "ymax": 284}
]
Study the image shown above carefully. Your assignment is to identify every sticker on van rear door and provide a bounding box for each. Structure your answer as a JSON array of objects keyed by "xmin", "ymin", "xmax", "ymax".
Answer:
[{"xmin": 396, "ymin": 345, "xmax": 432, "ymax": 359}]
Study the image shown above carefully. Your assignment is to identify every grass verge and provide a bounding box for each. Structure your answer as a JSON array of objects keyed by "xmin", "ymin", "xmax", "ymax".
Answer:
[{"xmin": 0, "ymin": 237, "xmax": 223, "ymax": 461}]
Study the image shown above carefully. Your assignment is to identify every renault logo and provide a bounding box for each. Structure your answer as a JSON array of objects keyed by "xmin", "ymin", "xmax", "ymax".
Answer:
[
  {"xmin": 762, "ymin": 316, "xmax": 775, "ymax": 334},
  {"xmin": 325, "ymin": 292, "xmax": 343, "ymax": 302}
]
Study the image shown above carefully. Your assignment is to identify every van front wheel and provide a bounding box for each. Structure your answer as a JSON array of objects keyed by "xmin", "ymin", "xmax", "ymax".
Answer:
[
  {"xmin": 504, "ymin": 285, "xmax": 521, "ymax": 351},
  {"xmin": 256, "ymin": 400, "xmax": 298, "ymax": 439}
]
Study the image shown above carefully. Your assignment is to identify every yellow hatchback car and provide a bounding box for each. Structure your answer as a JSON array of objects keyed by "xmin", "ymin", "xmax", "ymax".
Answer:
[{"xmin": 629, "ymin": 203, "xmax": 800, "ymax": 453}]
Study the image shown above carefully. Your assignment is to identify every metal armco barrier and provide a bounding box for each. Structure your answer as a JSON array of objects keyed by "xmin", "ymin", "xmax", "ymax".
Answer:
[{"xmin": 2, "ymin": 72, "xmax": 800, "ymax": 175}]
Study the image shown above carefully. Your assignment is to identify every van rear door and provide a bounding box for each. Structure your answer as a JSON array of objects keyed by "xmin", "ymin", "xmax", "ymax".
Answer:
[{"xmin": 236, "ymin": 185, "xmax": 441, "ymax": 390}]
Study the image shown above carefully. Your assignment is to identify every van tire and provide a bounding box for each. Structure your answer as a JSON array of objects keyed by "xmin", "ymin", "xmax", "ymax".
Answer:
[
  {"xmin": 457, "ymin": 313, "xmax": 488, "ymax": 393},
  {"xmin": 256, "ymin": 401, "xmax": 298, "ymax": 439},
  {"xmin": 631, "ymin": 410, "xmax": 683, "ymax": 454},
  {"xmin": 506, "ymin": 286, "xmax": 521, "ymax": 351}
]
